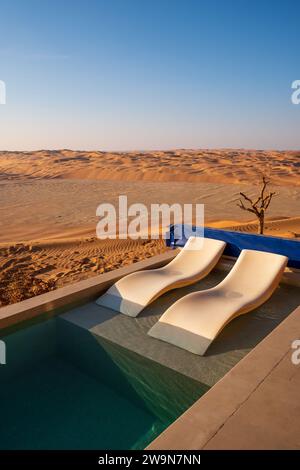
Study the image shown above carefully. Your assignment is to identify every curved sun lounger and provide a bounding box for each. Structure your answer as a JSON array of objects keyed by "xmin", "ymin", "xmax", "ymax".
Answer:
[
  {"xmin": 96, "ymin": 236, "xmax": 226, "ymax": 317},
  {"xmin": 148, "ymin": 249, "xmax": 288, "ymax": 355}
]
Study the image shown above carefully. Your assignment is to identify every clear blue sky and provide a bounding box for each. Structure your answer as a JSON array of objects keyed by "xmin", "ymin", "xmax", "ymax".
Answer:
[{"xmin": 0, "ymin": 0, "xmax": 299, "ymax": 150}]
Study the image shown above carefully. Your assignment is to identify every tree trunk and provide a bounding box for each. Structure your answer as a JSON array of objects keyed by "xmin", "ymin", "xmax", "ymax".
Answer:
[{"xmin": 258, "ymin": 214, "xmax": 264, "ymax": 234}]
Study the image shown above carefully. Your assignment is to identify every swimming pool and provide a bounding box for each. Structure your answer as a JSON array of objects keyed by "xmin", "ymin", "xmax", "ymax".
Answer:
[
  {"xmin": 1, "ymin": 246, "xmax": 298, "ymax": 451},
  {"xmin": 0, "ymin": 315, "xmax": 208, "ymax": 450}
]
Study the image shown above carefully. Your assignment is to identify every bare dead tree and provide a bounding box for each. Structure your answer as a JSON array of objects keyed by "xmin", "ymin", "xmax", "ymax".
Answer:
[{"xmin": 237, "ymin": 176, "xmax": 276, "ymax": 235}]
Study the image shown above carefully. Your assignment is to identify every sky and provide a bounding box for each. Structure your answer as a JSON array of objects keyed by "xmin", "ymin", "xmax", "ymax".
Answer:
[{"xmin": 0, "ymin": 0, "xmax": 299, "ymax": 150}]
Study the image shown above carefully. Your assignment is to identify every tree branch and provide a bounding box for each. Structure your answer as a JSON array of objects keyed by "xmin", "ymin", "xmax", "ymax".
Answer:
[
  {"xmin": 237, "ymin": 200, "xmax": 257, "ymax": 215},
  {"xmin": 260, "ymin": 176, "xmax": 269, "ymax": 202},
  {"xmin": 236, "ymin": 176, "xmax": 277, "ymax": 234},
  {"xmin": 264, "ymin": 191, "xmax": 276, "ymax": 210}
]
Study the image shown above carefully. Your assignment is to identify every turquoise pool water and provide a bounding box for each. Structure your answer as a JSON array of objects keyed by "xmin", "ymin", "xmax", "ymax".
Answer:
[{"xmin": 0, "ymin": 316, "xmax": 208, "ymax": 450}]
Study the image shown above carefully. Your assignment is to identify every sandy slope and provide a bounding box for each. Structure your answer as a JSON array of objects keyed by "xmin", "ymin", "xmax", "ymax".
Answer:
[
  {"xmin": 0, "ymin": 149, "xmax": 299, "ymax": 306},
  {"xmin": 0, "ymin": 148, "xmax": 299, "ymax": 186},
  {"xmin": 209, "ymin": 216, "xmax": 300, "ymax": 238},
  {"xmin": 1, "ymin": 179, "xmax": 299, "ymax": 243},
  {"xmin": 0, "ymin": 238, "xmax": 166, "ymax": 306}
]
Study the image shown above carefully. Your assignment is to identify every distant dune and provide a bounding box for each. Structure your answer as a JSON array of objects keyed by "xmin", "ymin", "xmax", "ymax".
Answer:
[
  {"xmin": 0, "ymin": 148, "xmax": 299, "ymax": 306},
  {"xmin": 0, "ymin": 148, "xmax": 299, "ymax": 186}
]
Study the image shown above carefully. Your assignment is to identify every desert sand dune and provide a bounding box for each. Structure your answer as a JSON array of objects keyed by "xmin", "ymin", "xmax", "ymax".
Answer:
[
  {"xmin": 0, "ymin": 149, "xmax": 299, "ymax": 186},
  {"xmin": 0, "ymin": 148, "xmax": 299, "ymax": 306},
  {"xmin": 1, "ymin": 178, "xmax": 299, "ymax": 243}
]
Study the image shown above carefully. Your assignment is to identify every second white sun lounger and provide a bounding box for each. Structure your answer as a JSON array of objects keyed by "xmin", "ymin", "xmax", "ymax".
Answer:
[
  {"xmin": 148, "ymin": 249, "xmax": 288, "ymax": 355},
  {"xmin": 96, "ymin": 236, "xmax": 226, "ymax": 317}
]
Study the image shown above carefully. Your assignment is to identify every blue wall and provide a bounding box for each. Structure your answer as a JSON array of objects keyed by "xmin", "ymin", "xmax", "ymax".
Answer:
[{"xmin": 167, "ymin": 225, "xmax": 300, "ymax": 269}]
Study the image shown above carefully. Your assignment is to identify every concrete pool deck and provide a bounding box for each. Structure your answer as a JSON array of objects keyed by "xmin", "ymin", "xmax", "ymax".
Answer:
[{"xmin": 0, "ymin": 251, "xmax": 300, "ymax": 449}]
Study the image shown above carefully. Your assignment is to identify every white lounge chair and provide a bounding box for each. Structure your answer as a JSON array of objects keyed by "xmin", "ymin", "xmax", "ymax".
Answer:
[
  {"xmin": 96, "ymin": 236, "xmax": 226, "ymax": 317},
  {"xmin": 148, "ymin": 249, "xmax": 288, "ymax": 355}
]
